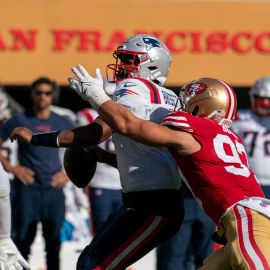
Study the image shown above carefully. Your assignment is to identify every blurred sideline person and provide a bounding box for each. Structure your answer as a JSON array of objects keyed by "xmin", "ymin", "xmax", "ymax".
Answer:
[
  {"xmin": 62, "ymin": 182, "xmax": 92, "ymax": 243},
  {"xmin": 67, "ymin": 73, "xmax": 270, "ymax": 269},
  {"xmin": 0, "ymin": 77, "xmax": 74, "ymax": 270},
  {"xmin": 232, "ymin": 76, "xmax": 270, "ymax": 199},
  {"xmin": 77, "ymin": 108, "xmax": 122, "ymax": 234},
  {"xmin": 157, "ymin": 183, "xmax": 215, "ymax": 270},
  {"xmin": 10, "ymin": 35, "xmax": 184, "ymax": 270},
  {"xmin": 0, "ymin": 161, "xmax": 29, "ymax": 270}
]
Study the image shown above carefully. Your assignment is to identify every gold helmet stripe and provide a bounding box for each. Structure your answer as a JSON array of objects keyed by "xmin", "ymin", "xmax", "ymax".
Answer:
[{"xmin": 220, "ymin": 80, "xmax": 236, "ymax": 120}]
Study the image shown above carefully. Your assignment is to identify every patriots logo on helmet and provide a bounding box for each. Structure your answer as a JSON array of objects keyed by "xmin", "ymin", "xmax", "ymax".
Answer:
[
  {"xmin": 114, "ymin": 89, "xmax": 139, "ymax": 101},
  {"xmin": 142, "ymin": 37, "xmax": 168, "ymax": 52},
  {"xmin": 185, "ymin": 83, "xmax": 207, "ymax": 96}
]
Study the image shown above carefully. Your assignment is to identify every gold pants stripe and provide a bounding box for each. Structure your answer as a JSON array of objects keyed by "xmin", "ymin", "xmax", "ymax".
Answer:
[
  {"xmin": 198, "ymin": 206, "xmax": 270, "ymax": 270},
  {"xmin": 233, "ymin": 205, "xmax": 270, "ymax": 270}
]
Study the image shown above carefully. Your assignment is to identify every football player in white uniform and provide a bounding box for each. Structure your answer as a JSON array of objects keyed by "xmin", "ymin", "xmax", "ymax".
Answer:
[
  {"xmin": 0, "ymin": 91, "xmax": 18, "ymax": 181},
  {"xmin": 0, "ymin": 163, "xmax": 29, "ymax": 270},
  {"xmin": 232, "ymin": 77, "xmax": 270, "ymax": 198},
  {"xmin": 11, "ymin": 35, "xmax": 184, "ymax": 270},
  {"xmin": 0, "ymin": 89, "xmax": 29, "ymax": 269}
]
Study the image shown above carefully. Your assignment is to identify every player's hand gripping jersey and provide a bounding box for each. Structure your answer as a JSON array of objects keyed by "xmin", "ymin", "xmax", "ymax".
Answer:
[
  {"xmin": 112, "ymin": 78, "xmax": 181, "ymax": 193},
  {"xmin": 162, "ymin": 111, "xmax": 265, "ymax": 224},
  {"xmin": 232, "ymin": 109, "xmax": 270, "ymax": 186}
]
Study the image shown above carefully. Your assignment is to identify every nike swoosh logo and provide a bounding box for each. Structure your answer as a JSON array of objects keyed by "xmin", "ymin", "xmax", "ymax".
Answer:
[{"xmin": 123, "ymin": 83, "xmax": 136, "ymax": 88}]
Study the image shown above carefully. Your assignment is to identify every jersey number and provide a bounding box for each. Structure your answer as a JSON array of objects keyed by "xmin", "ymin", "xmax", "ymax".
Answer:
[
  {"xmin": 243, "ymin": 131, "xmax": 270, "ymax": 157},
  {"xmin": 213, "ymin": 134, "xmax": 250, "ymax": 177}
]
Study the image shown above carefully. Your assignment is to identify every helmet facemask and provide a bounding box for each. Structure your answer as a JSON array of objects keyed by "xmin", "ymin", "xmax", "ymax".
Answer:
[
  {"xmin": 252, "ymin": 96, "xmax": 270, "ymax": 116},
  {"xmin": 106, "ymin": 50, "xmax": 148, "ymax": 82}
]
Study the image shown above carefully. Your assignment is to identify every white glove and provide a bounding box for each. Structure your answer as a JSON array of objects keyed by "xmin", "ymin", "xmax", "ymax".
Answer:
[
  {"xmin": 103, "ymin": 81, "xmax": 116, "ymax": 96},
  {"xmin": 68, "ymin": 65, "xmax": 110, "ymax": 109},
  {"xmin": 0, "ymin": 238, "xmax": 29, "ymax": 270}
]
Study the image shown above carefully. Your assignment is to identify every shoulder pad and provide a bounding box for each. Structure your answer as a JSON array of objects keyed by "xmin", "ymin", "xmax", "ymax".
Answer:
[
  {"xmin": 132, "ymin": 78, "xmax": 162, "ymax": 104},
  {"xmin": 161, "ymin": 111, "xmax": 193, "ymax": 133}
]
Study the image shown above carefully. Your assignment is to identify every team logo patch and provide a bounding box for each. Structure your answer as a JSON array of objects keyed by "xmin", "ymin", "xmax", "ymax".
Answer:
[
  {"xmin": 185, "ymin": 83, "xmax": 207, "ymax": 96},
  {"xmin": 142, "ymin": 37, "xmax": 168, "ymax": 52},
  {"xmin": 114, "ymin": 89, "xmax": 139, "ymax": 101}
]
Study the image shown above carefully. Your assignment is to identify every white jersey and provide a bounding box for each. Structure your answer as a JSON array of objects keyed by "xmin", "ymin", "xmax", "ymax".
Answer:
[
  {"xmin": 112, "ymin": 78, "xmax": 182, "ymax": 193},
  {"xmin": 77, "ymin": 109, "xmax": 121, "ymax": 190},
  {"xmin": 232, "ymin": 109, "xmax": 270, "ymax": 186}
]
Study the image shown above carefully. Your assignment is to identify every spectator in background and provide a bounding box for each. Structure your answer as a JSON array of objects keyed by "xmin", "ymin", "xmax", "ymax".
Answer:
[
  {"xmin": 77, "ymin": 108, "xmax": 122, "ymax": 233},
  {"xmin": 232, "ymin": 76, "xmax": 270, "ymax": 199},
  {"xmin": 61, "ymin": 181, "xmax": 92, "ymax": 243},
  {"xmin": 0, "ymin": 77, "xmax": 74, "ymax": 270},
  {"xmin": 157, "ymin": 183, "xmax": 215, "ymax": 270}
]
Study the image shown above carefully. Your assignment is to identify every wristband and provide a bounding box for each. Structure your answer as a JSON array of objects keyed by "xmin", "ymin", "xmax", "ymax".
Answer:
[{"xmin": 31, "ymin": 131, "xmax": 61, "ymax": 147}]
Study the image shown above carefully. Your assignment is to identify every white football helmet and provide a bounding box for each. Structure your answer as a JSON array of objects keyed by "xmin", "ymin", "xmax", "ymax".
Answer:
[
  {"xmin": 179, "ymin": 78, "xmax": 237, "ymax": 127},
  {"xmin": 250, "ymin": 76, "xmax": 270, "ymax": 116},
  {"xmin": 106, "ymin": 34, "xmax": 172, "ymax": 86}
]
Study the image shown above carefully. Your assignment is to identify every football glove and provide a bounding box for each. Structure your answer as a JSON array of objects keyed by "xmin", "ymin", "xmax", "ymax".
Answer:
[
  {"xmin": 0, "ymin": 238, "xmax": 29, "ymax": 270},
  {"xmin": 68, "ymin": 65, "xmax": 110, "ymax": 109},
  {"xmin": 103, "ymin": 81, "xmax": 116, "ymax": 96}
]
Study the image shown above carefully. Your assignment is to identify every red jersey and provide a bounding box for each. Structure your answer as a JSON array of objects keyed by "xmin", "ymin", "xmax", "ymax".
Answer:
[{"xmin": 162, "ymin": 111, "xmax": 265, "ymax": 224}]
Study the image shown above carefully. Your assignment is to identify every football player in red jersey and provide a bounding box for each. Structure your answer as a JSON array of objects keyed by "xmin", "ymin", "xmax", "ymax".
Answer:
[{"xmin": 65, "ymin": 72, "xmax": 270, "ymax": 270}]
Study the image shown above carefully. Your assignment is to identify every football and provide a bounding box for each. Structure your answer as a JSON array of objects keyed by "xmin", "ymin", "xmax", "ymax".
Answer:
[{"xmin": 63, "ymin": 147, "xmax": 97, "ymax": 188}]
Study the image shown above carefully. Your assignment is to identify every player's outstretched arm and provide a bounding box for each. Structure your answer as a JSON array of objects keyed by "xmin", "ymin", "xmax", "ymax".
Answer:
[
  {"xmin": 98, "ymin": 100, "xmax": 200, "ymax": 154},
  {"xmin": 67, "ymin": 64, "xmax": 200, "ymax": 153},
  {"xmin": 10, "ymin": 118, "xmax": 112, "ymax": 148}
]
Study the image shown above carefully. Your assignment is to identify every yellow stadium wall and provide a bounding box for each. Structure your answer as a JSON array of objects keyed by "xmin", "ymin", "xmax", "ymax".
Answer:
[{"xmin": 0, "ymin": 0, "xmax": 270, "ymax": 86}]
